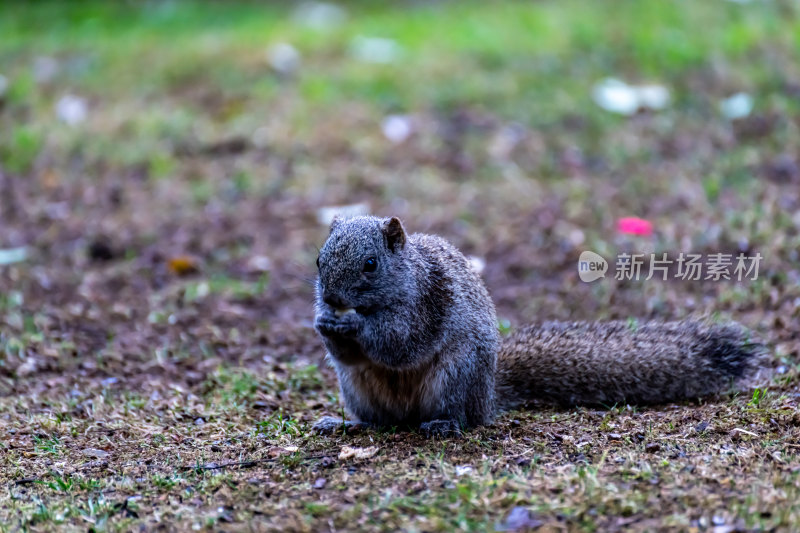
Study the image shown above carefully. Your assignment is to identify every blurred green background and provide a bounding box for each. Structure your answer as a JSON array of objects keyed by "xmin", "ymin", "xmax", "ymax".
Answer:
[
  {"xmin": 3, "ymin": 0, "xmax": 799, "ymax": 174},
  {"xmin": 3, "ymin": 0, "xmax": 799, "ymax": 322}
]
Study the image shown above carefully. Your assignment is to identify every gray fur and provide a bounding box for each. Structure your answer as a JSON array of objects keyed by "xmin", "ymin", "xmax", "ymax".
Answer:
[
  {"xmin": 314, "ymin": 216, "xmax": 498, "ymax": 434},
  {"xmin": 495, "ymin": 319, "xmax": 765, "ymax": 411},
  {"xmin": 313, "ymin": 216, "xmax": 764, "ymax": 434}
]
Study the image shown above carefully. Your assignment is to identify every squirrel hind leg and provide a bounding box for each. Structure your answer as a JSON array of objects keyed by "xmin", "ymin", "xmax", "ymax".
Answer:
[
  {"xmin": 312, "ymin": 416, "xmax": 370, "ymax": 435},
  {"xmin": 419, "ymin": 419, "xmax": 463, "ymax": 438}
]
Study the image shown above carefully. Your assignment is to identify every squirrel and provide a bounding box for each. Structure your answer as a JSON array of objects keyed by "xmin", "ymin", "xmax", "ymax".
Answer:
[{"xmin": 312, "ymin": 215, "xmax": 765, "ymax": 436}]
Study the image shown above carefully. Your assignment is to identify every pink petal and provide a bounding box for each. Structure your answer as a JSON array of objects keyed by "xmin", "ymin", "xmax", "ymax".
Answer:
[{"xmin": 617, "ymin": 217, "xmax": 653, "ymax": 236}]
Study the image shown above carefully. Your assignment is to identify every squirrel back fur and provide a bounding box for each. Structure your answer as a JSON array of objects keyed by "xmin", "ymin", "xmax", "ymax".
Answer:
[{"xmin": 312, "ymin": 215, "xmax": 765, "ymax": 435}]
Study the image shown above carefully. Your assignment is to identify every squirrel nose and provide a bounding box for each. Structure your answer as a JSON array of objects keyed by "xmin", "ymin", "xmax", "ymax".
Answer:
[{"xmin": 323, "ymin": 292, "xmax": 348, "ymax": 309}]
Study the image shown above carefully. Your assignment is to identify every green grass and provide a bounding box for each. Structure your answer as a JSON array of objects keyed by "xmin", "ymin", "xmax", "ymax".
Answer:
[{"xmin": 32, "ymin": 435, "xmax": 62, "ymax": 457}]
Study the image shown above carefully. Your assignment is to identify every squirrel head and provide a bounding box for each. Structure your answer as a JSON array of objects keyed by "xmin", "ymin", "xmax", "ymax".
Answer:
[{"xmin": 316, "ymin": 215, "xmax": 412, "ymax": 315}]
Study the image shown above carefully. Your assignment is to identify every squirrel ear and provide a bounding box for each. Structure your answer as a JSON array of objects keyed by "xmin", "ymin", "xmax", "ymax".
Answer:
[
  {"xmin": 382, "ymin": 217, "xmax": 406, "ymax": 252},
  {"xmin": 329, "ymin": 215, "xmax": 343, "ymax": 233}
]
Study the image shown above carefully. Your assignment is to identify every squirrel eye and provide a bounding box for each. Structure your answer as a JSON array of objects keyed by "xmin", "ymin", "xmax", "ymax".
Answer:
[
  {"xmin": 362, "ymin": 257, "xmax": 377, "ymax": 273},
  {"xmin": 316, "ymin": 256, "xmax": 321, "ymax": 269}
]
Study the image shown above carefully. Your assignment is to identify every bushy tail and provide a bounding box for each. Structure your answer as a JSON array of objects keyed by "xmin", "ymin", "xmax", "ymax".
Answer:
[{"xmin": 495, "ymin": 319, "xmax": 767, "ymax": 411}]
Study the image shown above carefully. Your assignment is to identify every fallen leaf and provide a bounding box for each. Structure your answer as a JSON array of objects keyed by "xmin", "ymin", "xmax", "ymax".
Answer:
[
  {"xmin": 267, "ymin": 446, "xmax": 299, "ymax": 458},
  {"xmin": 338, "ymin": 445, "xmax": 378, "ymax": 460},
  {"xmin": 592, "ymin": 78, "xmax": 670, "ymax": 115},
  {"xmin": 496, "ymin": 506, "xmax": 543, "ymax": 531},
  {"xmin": 455, "ymin": 465, "xmax": 473, "ymax": 476},
  {"xmin": 720, "ymin": 92, "xmax": 753, "ymax": 120},
  {"xmin": 267, "ymin": 43, "xmax": 301, "ymax": 75},
  {"xmin": 82, "ymin": 448, "xmax": 110, "ymax": 459},
  {"xmin": 55, "ymin": 94, "xmax": 88, "ymax": 126},
  {"xmin": 167, "ymin": 256, "xmax": 199, "ymax": 276},
  {"xmin": 0, "ymin": 247, "xmax": 27, "ymax": 265},
  {"xmin": 381, "ymin": 115, "xmax": 413, "ymax": 144},
  {"xmin": 637, "ymin": 84, "xmax": 670, "ymax": 110}
]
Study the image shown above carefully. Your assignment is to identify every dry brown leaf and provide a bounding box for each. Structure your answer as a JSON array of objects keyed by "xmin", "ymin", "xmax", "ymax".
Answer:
[
  {"xmin": 338, "ymin": 446, "xmax": 378, "ymax": 461},
  {"xmin": 167, "ymin": 256, "xmax": 199, "ymax": 276}
]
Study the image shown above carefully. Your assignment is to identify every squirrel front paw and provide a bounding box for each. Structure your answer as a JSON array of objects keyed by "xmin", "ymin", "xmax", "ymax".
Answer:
[
  {"xmin": 420, "ymin": 419, "xmax": 463, "ymax": 438},
  {"xmin": 314, "ymin": 313, "xmax": 363, "ymax": 339},
  {"xmin": 312, "ymin": 416, "xmax": 368, "ymax": 435}
]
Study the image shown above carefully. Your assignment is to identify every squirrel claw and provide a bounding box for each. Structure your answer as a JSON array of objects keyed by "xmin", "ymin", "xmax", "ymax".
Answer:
[{"xmin": 420, "ymin": 419, "xmax": 463, "ymax": 438}]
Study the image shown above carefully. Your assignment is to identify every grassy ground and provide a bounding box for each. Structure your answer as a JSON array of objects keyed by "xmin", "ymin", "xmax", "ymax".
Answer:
[{"xmin": 2, "ymin": 1, "xmax": 800, "ymax": 531}]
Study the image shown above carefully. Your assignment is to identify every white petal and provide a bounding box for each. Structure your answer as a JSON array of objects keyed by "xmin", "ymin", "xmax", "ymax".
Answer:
[
  {"xmin": 55, "ymin": 94, "xmax": 88, "ymax": 126},
  {"xmin": 637, "ymin": 84, "xmax": 670, "ymax": 110},
  {"xmin": 592, "ymin": 78, "xmax": 639, "ymax": 115},
  {"xmin": 0, "ymin": 247, "xmax": 27, "ymax": 265},
  {"xmin": 267, "ymin": 43, "xmax": 301, "ymax": 74},
  {"xmin": 381, "ymin": 115, "xmax": 412, "ymax": 144},
  {"xmin": 720, "ymin": 92, "xmax": 753, "ymax": 120}
]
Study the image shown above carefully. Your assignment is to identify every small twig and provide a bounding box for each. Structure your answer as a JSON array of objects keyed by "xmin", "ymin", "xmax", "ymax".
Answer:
[
  {"xmin": 181, "ymin": 459, "xmax": 275, "ymax": 471},
  {"xmin": 13, "ymin": 477, "xmax": 40, "ymax": 486},
  {"xmin": 181, "ymin": 452, "xmax": 328, "ymax": 472}
]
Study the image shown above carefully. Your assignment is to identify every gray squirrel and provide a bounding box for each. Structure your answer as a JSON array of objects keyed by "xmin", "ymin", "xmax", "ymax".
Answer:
[{"xmin": 312, "ymin": 215, "xmax": 765, "ymax": 436}]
